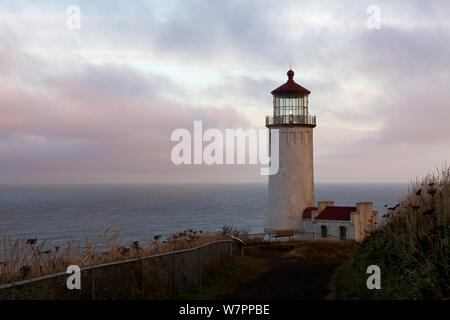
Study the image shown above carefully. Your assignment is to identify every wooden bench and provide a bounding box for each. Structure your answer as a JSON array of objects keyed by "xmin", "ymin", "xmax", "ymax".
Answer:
[{"xmin": 269, "ymin": 229, "xmax": 296, "ymax": 241}]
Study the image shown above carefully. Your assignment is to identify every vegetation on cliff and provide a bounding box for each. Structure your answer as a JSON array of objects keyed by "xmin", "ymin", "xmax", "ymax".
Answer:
[
  {"xmin": 335, "ymin": 167, "xmax": 450, "ymax": 299},
  {"xmin": 0, "ymin": 229, "xmax": 226, "ymax": 284}
]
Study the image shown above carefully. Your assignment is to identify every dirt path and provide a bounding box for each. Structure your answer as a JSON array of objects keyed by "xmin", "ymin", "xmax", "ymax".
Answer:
[{"xmin": 218, "ymin": 245, "xmax": 338, "ymax": 300}]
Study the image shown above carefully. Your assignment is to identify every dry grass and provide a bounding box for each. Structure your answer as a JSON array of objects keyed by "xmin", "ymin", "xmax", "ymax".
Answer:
[
  {"xmin": 376, "ymin": 166, "xmax": 449, "ymax": 282},
  {"xmin": 283, "ymin": 239, "xmax": 357, "ymax": 264},
  {"xmin": 335, "ymin": 165, "xmax": 450, "ymax": 299},
  {"xmin": 0, "ymin": 229, "xmax": 226, "ymax": 284}
]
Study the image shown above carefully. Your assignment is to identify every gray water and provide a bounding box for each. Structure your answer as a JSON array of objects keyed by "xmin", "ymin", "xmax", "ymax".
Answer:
[{"xmin": 0, "ymin": 183, "xmax": 409, "ymax": 246}]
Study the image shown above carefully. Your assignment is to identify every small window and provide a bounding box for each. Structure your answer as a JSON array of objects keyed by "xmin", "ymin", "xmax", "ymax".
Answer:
[
  {"xmin": 321, "ymin": 225, "xmax": 327, "ymax": 238},
  {"xmin": 283, "ymin": 133, "xmax": 289, "ymax": 144},
  {"xmin": 340, "ymin": 226, "xmax": 347, "ymax": 240},
  {"xmin": 290, "ymin": 132, "xmax": 296, "ymax": 144}
]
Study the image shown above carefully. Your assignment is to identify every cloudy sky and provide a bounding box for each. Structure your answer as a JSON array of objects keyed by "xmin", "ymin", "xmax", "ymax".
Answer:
[{"xmin": 0, "ymin": 0, "xmax": 449, "ymax": 184}]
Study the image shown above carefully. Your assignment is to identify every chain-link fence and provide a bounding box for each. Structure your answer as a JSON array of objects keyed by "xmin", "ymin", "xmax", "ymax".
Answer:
[{"xmin": 0, "ymin": 239, "xmax": 243, "ymax": 300}]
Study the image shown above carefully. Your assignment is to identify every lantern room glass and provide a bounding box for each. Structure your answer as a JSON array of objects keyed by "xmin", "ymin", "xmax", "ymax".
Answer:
[{"xmin": 273, "ymin": 96, "xmax": 308, "ymax": 116}]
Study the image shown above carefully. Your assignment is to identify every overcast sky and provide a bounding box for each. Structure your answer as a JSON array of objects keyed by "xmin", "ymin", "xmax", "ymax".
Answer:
[{"xmin": 1, "ymin": 0, "xmax": 449, "ymax": 184}]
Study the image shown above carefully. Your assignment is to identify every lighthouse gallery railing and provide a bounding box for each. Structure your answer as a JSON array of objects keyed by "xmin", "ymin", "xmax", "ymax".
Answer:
[{"xmin": 266, "ymin": 115, "xmax": 316, "ymax": 126}]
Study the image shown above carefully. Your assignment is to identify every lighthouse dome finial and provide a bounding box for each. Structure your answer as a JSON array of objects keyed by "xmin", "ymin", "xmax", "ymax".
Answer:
[
  {"xmin": 271, "ymin": 69, "xmax": 310, "ymax": 95},
  {"xmin": 287, "ymin": 69, "xmax": 294, "ymax": 80}
]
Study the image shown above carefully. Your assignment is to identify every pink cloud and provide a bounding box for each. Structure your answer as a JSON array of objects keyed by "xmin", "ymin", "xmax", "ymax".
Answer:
[{"xmin": 0, "ymin": 49, "xmax": 253, "ymax": 183}]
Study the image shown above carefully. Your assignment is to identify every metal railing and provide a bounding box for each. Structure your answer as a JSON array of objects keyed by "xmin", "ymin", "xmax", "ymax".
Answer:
[
  {"xmin": 266, "ymin": 115, "xmax": 316, "ymax": 126},
  {"xmin": 0, "ymin": 239, "xmax": 244, "ymax": 300}
]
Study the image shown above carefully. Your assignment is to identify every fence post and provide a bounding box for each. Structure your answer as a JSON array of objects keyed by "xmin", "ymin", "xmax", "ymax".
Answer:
[
  {"xmin": 138, "ymin": 259, "xmax": 144, "ymax": 298},
  {"xmin": 91, "ymin": 269, "xmax": 95, "ymax": 300},
  {"xmin": 197, "ymin": 247, "xmax": 201, "ymax": 285},
  {"xmin": 10, "ymin": 283, "xmax": 16, "ymax": 300},
  {"xmin": 215, "ymin": 241, "xmax": 218, "ymax": 269},
  {"xmin": 171, "ymin": 253, "xmax": 176, "ymax": 297}
]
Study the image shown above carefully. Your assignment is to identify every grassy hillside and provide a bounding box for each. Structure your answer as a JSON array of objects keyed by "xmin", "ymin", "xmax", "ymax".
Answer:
[{"xmin": 335, "ymin": 167, "xmax": 450, "ymax": 299}]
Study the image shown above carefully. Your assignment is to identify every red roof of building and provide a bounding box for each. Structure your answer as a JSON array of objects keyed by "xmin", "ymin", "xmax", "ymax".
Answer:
[
  {"xmin": 303, "ymin": 207, "xmax": 317, "ymax": 219},
  {"xmin": 271, "ymin": 70, "xmax": 311, "ymax": 95},
  {"xmin": 315, "ymin": 206, "xmax": 356, "ymax": 221}
]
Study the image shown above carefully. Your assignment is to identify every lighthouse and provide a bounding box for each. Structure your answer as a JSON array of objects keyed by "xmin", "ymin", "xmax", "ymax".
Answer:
[{"xmin": 265, "ymin": 69, "xmax": 316, "ymax": 237}]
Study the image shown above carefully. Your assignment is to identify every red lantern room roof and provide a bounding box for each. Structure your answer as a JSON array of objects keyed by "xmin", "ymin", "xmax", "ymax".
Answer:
[{"xmin": 271, "ymin": 69, "xmax": 311, "ymax": 95}]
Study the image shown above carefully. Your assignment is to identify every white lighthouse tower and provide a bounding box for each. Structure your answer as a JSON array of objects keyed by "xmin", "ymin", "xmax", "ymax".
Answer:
[{"xmin": 265, "ymin": 69, "xmax": 316, "ymax": 237}]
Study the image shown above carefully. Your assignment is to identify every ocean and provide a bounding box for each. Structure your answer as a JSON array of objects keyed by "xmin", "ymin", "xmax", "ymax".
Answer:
[{"xmin": 0, "ymin": 183, "xmax": 409, "ymax": 246}]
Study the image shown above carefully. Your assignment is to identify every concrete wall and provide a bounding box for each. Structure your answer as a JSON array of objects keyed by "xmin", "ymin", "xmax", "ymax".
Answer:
[
  {"xmin": 297, "ymin": 218, "xmax": 355, "ymax": 240},
  {"xmin": 353, "ymin": 209, "xmax": 361, "ymax": 242},
  {"xmin": 301, "ymin": 217, "xmax": 314, "ymax": 239},
  {"xmin": 354, "ymin": 202, "xmax": 377, "ymax": 241},
  {"xmin": 355, "ymin": 202, "xmax": 369, "ymax": 241},
  {"xmin": 266, "ymin": 126, "xmax": 315, "ymax": 232},
  {"xmin": 312, "ymin": 220, "xmax": 355, "ymax": 240}
]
